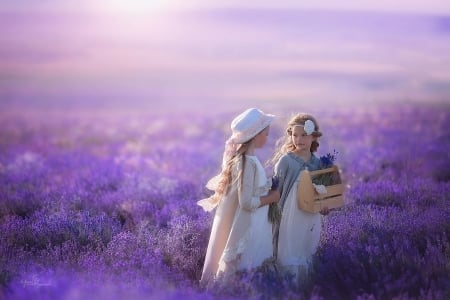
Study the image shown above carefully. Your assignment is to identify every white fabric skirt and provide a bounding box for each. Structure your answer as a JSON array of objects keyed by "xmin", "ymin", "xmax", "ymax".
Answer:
[
  {"xmin": 277, "ymin": 176, "xmax": 321, "ymax": 271},
  {"xmin": 238, "ymin": 205, "xmax": 273, "ymax": 270}
]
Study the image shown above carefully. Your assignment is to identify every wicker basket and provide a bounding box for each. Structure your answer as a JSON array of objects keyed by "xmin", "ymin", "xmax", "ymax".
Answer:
[{"xmin": 297, "ymin": 165, "xmax": 345, "ymax": 213}]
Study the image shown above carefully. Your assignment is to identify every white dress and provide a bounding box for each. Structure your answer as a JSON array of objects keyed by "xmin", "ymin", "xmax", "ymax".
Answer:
[
  {"xmin": 230, "ymin": 155, "xmax": 273, "ymax": 270},
  {"xmin": 238, "ymin": 156, "xmax": 273, "ymax": 270},
  {"xmin": 199, "ymin": 155, "xmax": 273, "ymax": 286},
  {"xmin": 277, "ymin": 172, "xmax": 321, "ymax": 277}
]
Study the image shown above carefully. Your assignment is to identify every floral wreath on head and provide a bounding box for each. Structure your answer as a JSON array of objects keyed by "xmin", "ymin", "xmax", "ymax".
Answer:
[{"xmin": 293, "ymin": 119, "xmax": 315, "ymax": 135}]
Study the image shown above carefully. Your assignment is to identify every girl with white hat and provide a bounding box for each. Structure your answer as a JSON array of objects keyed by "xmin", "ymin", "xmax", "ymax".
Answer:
[{"xmin": 198, "ymin": 108, "xmax": 280, "ymax": 287}]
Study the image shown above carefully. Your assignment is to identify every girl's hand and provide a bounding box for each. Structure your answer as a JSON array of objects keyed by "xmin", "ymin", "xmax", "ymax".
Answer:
[
  {"xmin": 260, "ymin": 190, "xmax": 280, "ymax": 207},
  {"xmin": 269, "ymin": 190, "xmax": 280, "ymax": 204}
]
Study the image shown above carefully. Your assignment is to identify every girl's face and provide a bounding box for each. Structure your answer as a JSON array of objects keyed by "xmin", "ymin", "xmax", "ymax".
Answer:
[
  {"xmin": 291, "ymin": 125, "xmax": 314, "ymax": 152},
  {"xmin": 253, "ymin": 126, "xmax": 270, "ymax": 148}
]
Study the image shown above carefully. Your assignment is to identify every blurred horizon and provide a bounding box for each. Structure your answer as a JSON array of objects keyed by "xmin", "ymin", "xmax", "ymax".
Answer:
[{"xmin": 1, "ymin": 1, "xmax": 450, "ymax": 114}]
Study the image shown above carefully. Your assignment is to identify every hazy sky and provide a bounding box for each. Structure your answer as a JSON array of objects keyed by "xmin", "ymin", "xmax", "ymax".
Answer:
[
  {"xmin": 2, "ymin": 0, "xmax": 450, "ymax": 15},
  {"xmin": 1, "ymin": 1, "xmax": 450, "ymax": 112}
]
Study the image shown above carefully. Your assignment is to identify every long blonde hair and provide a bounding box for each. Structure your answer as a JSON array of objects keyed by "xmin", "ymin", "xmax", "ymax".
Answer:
[
  {"xmin": 270, "ymin": 113, "xmax": 322, "ymax": 165},
  {"xmin": 208, "ymin": 142, "xmax": 251, "ymax": 204}
]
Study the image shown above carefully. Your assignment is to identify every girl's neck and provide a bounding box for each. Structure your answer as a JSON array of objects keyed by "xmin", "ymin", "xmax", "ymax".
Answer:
[
  {"xmin": 246, "ymin": 143, "xmax": 256, "ymax": 155},
  {"xmin": 292, "ymin": 149, "xmax": 311, "ymax": 162}
]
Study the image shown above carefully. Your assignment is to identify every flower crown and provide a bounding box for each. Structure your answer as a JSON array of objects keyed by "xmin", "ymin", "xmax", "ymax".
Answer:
[{"xmin": 294, "ymin": 119, "xmax": 315, "ymax": 135}]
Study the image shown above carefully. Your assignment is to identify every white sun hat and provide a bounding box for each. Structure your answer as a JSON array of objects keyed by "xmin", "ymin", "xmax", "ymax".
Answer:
[{"xmin": 229, "ymin": 108, "xmax": 275, "ymax": 144}]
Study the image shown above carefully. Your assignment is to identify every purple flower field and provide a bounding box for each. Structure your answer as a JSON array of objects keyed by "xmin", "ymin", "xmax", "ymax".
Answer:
[{"xmin": 1, "ymin": 103, "xmax": 449, "ymax": 299}]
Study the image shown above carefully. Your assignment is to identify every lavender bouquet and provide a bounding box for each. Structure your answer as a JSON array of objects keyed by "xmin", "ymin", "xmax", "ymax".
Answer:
[
  {"xmin": 268, "ymin": 176, "xmax": 281, "ymax": 223},
  {"xmin": 312, "ymin": 150, "xmax": 340, "ymax": 187}
]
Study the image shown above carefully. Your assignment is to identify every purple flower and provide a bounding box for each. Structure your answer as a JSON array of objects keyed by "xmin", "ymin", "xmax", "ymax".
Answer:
[
  {"xmin": 270, "ymin": 176, "xmax": 279, "ymax": 190},
  {"xmin": 314, "ymin": 150, "xmax": 339, "ymax": 186},
  {"xmin": 319, "ymin": 150, "xmax": 338, "ymax": 168}
]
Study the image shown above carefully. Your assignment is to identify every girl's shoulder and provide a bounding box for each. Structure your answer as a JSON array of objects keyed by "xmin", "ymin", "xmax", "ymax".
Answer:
[
  {"xmin": 234, "ymin": 156, "xmax": 257, "ymax": 176},
  {"xmin": 309, "ymin": 154, "xmax": 322, "ymax": 170},
  {"xmin": 274, "ymin": 153, "xmax": 290, "ymax": 166},
  {"xmin": 279, "ymin": 153, "xmax": 294, "ymax": 163},
  {"xmin": 241, "ymin": 155, "xmax": 266, "ymax": 179},
  {"xmin": 274, "ymin": 152, "xmax": 297, "ymax": 170},
  {"xmin": 242, "ymin": 155, "xmax": 260, "ymax": 169},
  {"xmin": 245, "ymin": 154, "xmax": 258, "ymax": 162},
  {"xmin": 311, "ymin": 154, "xmax": 320, "ymax": 164}
]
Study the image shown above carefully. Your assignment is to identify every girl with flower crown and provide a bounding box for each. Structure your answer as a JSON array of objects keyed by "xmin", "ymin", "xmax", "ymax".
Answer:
[
  {"xmin": 197, "ymin": 108, "xmax": 280, "ymax": 287},
  {"xmin": 269, "ymin": 113, "xmax": 330, "ymax": 284}
]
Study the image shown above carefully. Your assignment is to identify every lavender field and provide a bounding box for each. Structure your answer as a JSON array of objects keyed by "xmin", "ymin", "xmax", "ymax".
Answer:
[{"xmin": 0, "ymin": 102, "xmax": 449, "ymax": 300}]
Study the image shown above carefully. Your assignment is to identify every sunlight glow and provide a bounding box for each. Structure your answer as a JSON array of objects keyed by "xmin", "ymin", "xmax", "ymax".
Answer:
[{"xmin": 101, "ymin": 0, "xmax": 168, "ymax": 14}]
